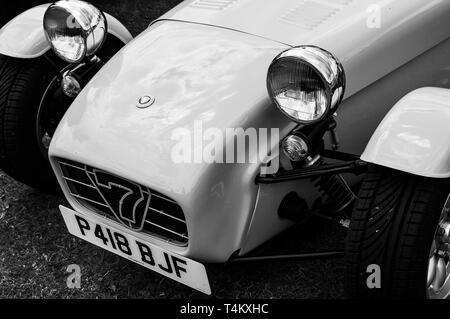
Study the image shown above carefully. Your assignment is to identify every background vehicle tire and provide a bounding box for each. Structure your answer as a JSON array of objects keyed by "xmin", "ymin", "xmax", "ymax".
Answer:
[
  {"xmin": 0, "ymin": 54, "xmax": 57, "ymax": 191},
  {"xmin": 345, "ymin": 164, "xmax": 450, "ymax": 299}
]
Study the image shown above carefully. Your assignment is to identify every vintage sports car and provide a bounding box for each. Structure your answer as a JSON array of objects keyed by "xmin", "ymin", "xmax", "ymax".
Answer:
[{"xmin": 0, "ymin": 0, "xmax": 449, "ymax": 298}]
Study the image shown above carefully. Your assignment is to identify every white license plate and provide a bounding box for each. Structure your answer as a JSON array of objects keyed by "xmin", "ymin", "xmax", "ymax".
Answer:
[{"xmin": 59, "ymin": 205, "xmax": 211, "ymax": 295}]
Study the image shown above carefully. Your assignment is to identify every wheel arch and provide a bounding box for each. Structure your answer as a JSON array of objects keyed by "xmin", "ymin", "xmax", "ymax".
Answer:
[
  {"xmin": 0, "ymin": 4, "xmax": 133, "ymax": 59},
  {"xmin": 361, "ymin": 87, "xmax": 450, "ymax": 179}
]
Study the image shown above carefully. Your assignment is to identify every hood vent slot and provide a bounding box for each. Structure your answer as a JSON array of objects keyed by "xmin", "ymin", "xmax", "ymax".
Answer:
[
  {"xmin": 189, "ymin": 0, "xmax": 238, "ymax": 11},
  {"xmin": 281, "ymin": 0, "xmax": 353, "ymax": 30}
]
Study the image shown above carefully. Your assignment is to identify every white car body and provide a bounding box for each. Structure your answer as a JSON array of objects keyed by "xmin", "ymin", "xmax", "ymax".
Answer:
[
  {"xmin": 46, "ymin": 0, "xmax": 450, "ymax": 262},
  {"xmin": 1, "ymin": 0, "xmax": 450, "ymax": 293}
]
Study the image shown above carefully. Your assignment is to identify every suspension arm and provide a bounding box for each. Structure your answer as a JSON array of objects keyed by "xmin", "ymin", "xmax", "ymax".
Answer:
[{"xmin": 256, "ymin": 160, "xmax": 368, "ymax": 184}]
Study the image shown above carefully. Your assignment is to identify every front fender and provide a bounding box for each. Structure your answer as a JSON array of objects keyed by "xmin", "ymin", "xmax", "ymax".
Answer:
[
  {"xmin": 361, "ymin": 87, "xmax": 450, "ymax": 178},
  {"xmin": 0, "ymin": 4, "xmax": 133, "ymax": 59}
]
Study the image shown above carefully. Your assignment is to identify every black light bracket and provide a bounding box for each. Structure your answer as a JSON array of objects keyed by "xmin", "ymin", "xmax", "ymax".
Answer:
[
  {"xmin": 256, "ymin": 149, "xmax": 368, "ymax": 184},
  {"xmin": 228, "ymin": 250, "xmax": 344, "ymax": 264},
  {"xmin": 246, "ymin": 150, "xmax": 365, "ymax": 263}
]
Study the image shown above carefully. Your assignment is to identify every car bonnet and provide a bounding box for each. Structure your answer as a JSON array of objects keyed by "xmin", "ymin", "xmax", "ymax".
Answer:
[
  {"xmin": 159, "ymin": 0, "xmax": 450, "ymax": 97},
  {"xmin": 49, "ymin": 20, "xmax": 292, "ymax": 197}
]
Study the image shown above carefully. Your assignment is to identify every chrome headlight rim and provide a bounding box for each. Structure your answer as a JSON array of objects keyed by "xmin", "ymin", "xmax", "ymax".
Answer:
[
  {"xmin": 43, "ymin": 0, "xmax": 108, "ymax": 64},
  {"xmin": 267, "ymin": 45, "xmax": 346, "ymax": 125}
]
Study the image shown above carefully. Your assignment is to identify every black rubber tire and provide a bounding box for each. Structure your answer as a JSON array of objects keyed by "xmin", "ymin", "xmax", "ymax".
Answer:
[
  {"xmin": 345, "ymin": 164, "xmax": 450, "ymax": 299},
  {"xmin": 0, "ymin": 54, "xmax": 57, "ymax": 191}
]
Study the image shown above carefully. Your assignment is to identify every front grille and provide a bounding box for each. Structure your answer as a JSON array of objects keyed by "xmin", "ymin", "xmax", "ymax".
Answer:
[{"xmin": 56, "ymin": 158, "xmax": 188, "ymax": 246}]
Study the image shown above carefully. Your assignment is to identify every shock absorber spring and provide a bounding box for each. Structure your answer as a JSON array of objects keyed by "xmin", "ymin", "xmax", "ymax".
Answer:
[{"xmin": 310, "ymin": 158, "xmax": 357, "ymax": 213}]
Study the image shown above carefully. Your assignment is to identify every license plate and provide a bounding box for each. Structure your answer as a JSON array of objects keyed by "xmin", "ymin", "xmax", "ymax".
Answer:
[{"xmin": 59, "ymin": 205, "xmax": 211, "ymax": 295}]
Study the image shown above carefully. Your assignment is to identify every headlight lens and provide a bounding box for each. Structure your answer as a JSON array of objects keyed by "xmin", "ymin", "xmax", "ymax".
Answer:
[
  {"xmin": 43, "ymin": 1, "xmax": 107, "ymax": 63},
  {"xmin": 267, "ymin": 46, "xmax": 345, "ymax": 124}
]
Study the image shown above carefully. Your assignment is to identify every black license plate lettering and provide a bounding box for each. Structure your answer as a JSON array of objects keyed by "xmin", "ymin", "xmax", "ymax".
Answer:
[
  {"xmin": 135, "ymin": 240, "xmax": 156, "ymax": 266},
  {"xmin": 114, "ymin": 232, "xmax": 132, "ymax": 256},
  {"xmin": 75, "ymin": 215, "xmax": 90, "ymax": 236}
]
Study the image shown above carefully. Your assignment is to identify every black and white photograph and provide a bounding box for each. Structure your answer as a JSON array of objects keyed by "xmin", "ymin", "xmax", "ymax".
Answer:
[{"xmin": 0, "ymin": 0, "xmax": 449, "ymax": 309}]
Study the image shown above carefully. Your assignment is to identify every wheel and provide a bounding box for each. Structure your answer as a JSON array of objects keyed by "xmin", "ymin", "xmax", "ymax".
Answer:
[
  {"xmin": 345, "ymin": 164, "xmax": 450, "ymax": 299},
  {"xmin": 0, "ymin": 55, "xmax": 57, "ymax": 191},
  {"xmin": 0, "ymin": 37, "xmax": 125, "ymax": 192}
]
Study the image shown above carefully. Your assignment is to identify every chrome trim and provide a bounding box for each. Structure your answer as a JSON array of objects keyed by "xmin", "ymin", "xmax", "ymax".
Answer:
[
  {"xmin": 282, "ymin": 134, "xmax": 309, "ymax": 162},
  {"xmin": 151, "ymin": 193, "xmax": 177, "ymax": 204},
  {"xmin": 148, "ymin": 207, "xmax": 187, "ymax": 224},
  {"xmin": 427, "ymin": 194, "xmax": 450, "ymax": 299},
  {"xmin": 44, "ymin": 1, "xmax": 108, "ymax": 63},
  {"xmin": 267, "ymin": 45, "xmax": 346, "ymax": 124},
  {"xmin": 59, "ymin": 160, "xmax": 85, "ymax": 171},
  {"xmin": 144, "ymin": 220, "xmax": 188, "ymax": 240},
  {"xmin": 62, "ymin": 176, "xmax": 96, "ymax": 189},
  {"xmin": 57, "ymin": 159, "xmax": 188, "ymax": 246},
  {"xmin": 136, "ymin": 95, "xmax": 156, "ymax": 109},
  {"xmin": 69, "ymin": 192, "xmax": 109, "ymax": 208}
]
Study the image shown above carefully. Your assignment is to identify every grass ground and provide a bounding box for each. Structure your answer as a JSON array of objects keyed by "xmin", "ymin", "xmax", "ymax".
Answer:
[
  {"xmin": 0, "ymin": 0, "xmax": 346, "ymax": 299},
  {"xmin": 0, "ymin": 171, "xmax": 345, "ymax": 299}
]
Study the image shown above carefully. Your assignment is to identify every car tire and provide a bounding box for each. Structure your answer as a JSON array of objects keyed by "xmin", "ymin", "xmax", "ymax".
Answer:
[
  {"xmin": 345, "ymin": 164, "xmax": 450, "ymax": 299},
  {"xmin": 0, "ymin": 54, "xmax": 57, "ymax": 191}
]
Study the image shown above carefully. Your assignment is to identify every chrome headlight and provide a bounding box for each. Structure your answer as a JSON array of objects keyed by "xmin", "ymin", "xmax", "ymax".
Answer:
[
  {"xmin": 267, "ymin": 46, "xmax": 345, "ymax": 124},
  {"xmin": 43, "ymin": 0, "xmax": 107, "ymax": 63}
]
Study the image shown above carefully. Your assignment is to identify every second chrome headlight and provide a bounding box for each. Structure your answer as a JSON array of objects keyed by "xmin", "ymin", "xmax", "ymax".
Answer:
[
  {"xmin": 43, "ymin": 0, "xmax": 107, "ymax": 63},
  {"xmin": 267, "ymin": 46, "xmax": 345, "ymax": 125}
]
